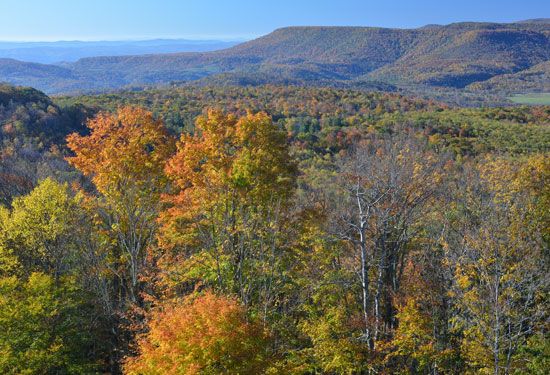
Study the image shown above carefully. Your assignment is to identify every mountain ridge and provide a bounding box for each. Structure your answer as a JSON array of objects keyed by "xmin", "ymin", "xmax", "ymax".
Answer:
[{"xmin": 1, "ymin": 21, "xmax": 549, "ymax": 95}]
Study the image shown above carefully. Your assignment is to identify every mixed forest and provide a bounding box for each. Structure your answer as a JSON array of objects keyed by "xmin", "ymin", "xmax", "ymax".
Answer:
[{"xmin": 0, "ymin": 83, "xmax": 548, "ymax": 374}]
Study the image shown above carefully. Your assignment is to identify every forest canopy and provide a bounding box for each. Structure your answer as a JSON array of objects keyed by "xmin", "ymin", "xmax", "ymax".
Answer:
[{"xmin": 0, "ymin": 83, "xmax": 548, "ymax": 374}]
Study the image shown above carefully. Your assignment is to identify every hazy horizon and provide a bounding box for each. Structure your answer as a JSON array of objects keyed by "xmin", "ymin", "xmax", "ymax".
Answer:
[
  {"xmin": 0, "ymin": 38, "xmax": 249, "ymax": 44},
  {"xmin": 0, "ymin": 38, "xmax": 243, "ymax": 64},
  {"xmin": 0, "ymin": 36, "xmax": 252, "ymax": 43}
]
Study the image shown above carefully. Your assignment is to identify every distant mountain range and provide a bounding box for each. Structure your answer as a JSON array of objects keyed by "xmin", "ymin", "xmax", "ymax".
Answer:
[
  {"xmin": 0, "ymin": 20, "xmax": 549, "ymax": 95},
  {"xmin": 0, "ymin": 39, "xmax": 241, "ymax": 64}
]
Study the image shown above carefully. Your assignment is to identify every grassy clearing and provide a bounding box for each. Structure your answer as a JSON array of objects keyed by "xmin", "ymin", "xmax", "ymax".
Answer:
[{"xmin": 509, "ymin": 93, "xmax": 550, "ymax": 105}]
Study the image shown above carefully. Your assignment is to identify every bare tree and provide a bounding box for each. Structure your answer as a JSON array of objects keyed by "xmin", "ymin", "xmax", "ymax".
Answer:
[{"xmin": 332, "ymin": 129, "xmax": 447, "ymax": 348}]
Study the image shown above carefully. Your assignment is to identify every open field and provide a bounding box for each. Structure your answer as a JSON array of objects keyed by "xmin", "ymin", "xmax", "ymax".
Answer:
[{"xmin": 509, "ymin": 93, "xmax": 550, "ymax": 105}]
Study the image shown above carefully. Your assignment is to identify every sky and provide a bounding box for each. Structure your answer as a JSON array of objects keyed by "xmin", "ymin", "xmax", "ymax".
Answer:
[{"xmin": 0, "ymin": 0, "xmax": 548, "ymax": 41}]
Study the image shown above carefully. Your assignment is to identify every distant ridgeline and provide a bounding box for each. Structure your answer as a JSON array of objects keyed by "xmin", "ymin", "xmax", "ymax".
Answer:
[
  {"xmin": 0, "ymin": 20, "xmax": 549, "ymax": 99},
  {"xmin": 0, "ymin": 39, "xmax": 240, "ymax": 64}
]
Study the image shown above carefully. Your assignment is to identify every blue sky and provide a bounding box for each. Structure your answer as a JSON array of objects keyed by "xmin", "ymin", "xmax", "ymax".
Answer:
[{"xmin": 0, "ymin": 0, "xmax": 548, "ymax": 41}]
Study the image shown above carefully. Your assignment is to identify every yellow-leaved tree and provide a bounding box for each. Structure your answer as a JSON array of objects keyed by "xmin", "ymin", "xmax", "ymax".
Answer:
[
  {"xmin": 160, "ymin": 110, "xmax": 296, "ymax": 313},
  {"xmin": 446, "ymin": 157, "xmax": 548, "ymax": 374},
  {"xmin": 0, "ymin": 178, "xmax": 100, "ymax": 373}
]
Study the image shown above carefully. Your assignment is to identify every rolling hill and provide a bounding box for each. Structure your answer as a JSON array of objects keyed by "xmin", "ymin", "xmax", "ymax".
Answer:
[{"xmin": 0, "ymin": 20, "xmax": 549, "ymax": 95}]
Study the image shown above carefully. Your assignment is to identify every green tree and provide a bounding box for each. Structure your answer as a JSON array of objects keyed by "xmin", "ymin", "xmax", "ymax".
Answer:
[{"xmin": 0, "ymin": 273, "xmax": 99, "ymax": 374}]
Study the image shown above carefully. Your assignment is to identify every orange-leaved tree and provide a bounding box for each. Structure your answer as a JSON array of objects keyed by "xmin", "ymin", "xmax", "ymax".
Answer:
[
  {"xmin": 67, "ymin": 106, "xmax": 174, "ymax": 201},
  {"xmin": 66, "ymin": 107, "xmax": 175, "ymax": 369},
  {"xmin": 124, "ymin": 291, "xmax": 271, "ymax": 375}
]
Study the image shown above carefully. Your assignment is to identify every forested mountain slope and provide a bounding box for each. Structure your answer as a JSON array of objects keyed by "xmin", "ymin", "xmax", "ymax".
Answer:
[
  {"xmin": 470, "ymin": 60, "xmax": 550, "ymax": 92},
  {"xmin": 0, "ymin": 21, "xmax": 549, "ymax": 95}
]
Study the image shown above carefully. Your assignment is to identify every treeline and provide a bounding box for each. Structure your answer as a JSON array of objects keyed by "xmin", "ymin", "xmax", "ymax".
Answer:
[{"xmin": 0, "ymin": 84, "xmax": 548, "ymax": 374}]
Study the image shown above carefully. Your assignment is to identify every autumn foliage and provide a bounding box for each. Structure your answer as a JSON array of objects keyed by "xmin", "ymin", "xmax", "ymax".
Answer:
[
  {"xmin": 0, "ymin": 88, "xmax": 547, "ymax": 374},
  {"xmin": 66, "ymin": 106, "xmax": 174, "ymax": 198},
  {"xmin": 161, "ymin": 109, "xmax": 296, "ymax": 248},
  {"xmin": 124, "ymin": 291, "xmax": 271, "ymax": 375}
]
